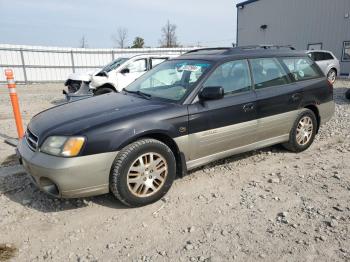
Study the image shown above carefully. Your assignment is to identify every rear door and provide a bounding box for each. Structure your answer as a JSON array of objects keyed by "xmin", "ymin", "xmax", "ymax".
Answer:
[
  {"xmin": 249, "ymin": 57, "xmax": 301, "ymax": 141},
  {"xmin": 188, "ymin": 59, "xmax": 258, "ymax": 161}
]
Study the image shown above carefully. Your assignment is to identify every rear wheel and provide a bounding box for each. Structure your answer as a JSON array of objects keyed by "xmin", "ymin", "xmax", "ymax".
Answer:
[
  {"xmin": 282, "ymin": 109, "xmax": 317, "ymax": 152},
  {"xmin": 110, "ymin": 139, "xmax": 176, "ymax": 207},
  {"xmin": 327, "ymin": 69, "xmax": 336, "ymax": 84},
  {"xmin": 94, "ymin": 87, "xmax": 115, "ymax": 95},
  {"xmin": 346, "ymin": 89, "xmax": 350, "ymax": 100}
]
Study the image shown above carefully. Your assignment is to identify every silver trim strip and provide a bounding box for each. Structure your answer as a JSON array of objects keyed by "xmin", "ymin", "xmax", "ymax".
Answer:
[{"xmin": 186, "ymin": 134, "xmax": 289, "ymax": 170}]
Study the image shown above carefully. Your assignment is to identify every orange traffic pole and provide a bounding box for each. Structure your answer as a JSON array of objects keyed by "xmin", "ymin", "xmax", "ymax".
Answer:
[{"xmin": 5, "ymin": 69, "xmax": 24, "ymax": 138}]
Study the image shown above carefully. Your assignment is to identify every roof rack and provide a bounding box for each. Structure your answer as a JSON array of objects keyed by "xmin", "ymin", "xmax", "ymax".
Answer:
[
  {"xmin": 237, "ymin": 45, "xmax": 296, "ymax": 50},
  {"xmin": 184, "ymin": 47, "xmax": 232, "ymax": 54}
]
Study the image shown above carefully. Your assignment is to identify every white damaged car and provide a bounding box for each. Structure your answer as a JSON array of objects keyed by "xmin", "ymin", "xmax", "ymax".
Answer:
[{"xmin": 64, "ymin": 54, "xmax": 176, "ymax": 100}]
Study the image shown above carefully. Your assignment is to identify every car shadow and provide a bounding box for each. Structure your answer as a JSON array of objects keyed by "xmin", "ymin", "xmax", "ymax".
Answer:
[
  {"xmin": 0, "ymin": 154, "xmax": 18, "ymax": 167},
  {"xmin": 334, "ymin": 87, "xmax": 350, "ymax": 106},
  {"xmin": 1, "ymin": 144, "xmax": 289, "ymax": 213}
]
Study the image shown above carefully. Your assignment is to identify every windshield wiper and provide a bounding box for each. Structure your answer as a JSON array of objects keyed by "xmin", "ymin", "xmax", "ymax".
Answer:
[{"xmin": 123, "ymin": 89, "xmax": 152, "ymax": 100}]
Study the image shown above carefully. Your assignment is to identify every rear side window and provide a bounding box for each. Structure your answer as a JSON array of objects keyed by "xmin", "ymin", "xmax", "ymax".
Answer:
[
  {"xmin": 310, "ymin": 52, "xmax": 333, "ymax": 61},
  {"xmin": 250, "ymin": 58, "xmax": 290, "ymax": 89},
  {"xmin": 281, "ymin": 57, "xmax": 323, "ymax": 81}
]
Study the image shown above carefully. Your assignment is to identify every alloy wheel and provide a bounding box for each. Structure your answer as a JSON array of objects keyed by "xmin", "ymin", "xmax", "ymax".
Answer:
[
  {"xmin": 296, "ymin": 116, "xmax": 313, "ymax": 146},
  {"xmin": 327, "ymin": 70, "xmax": 336, "ymax": 84},
  {"xmin": 127, "ymin": 152, "xmax": 168, "ymax": 198}
]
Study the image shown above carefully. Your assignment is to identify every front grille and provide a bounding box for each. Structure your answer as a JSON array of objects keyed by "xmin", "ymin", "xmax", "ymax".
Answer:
[{"xmin": 25, "ymin": 129, "xmax": 39, "ymax": 151}]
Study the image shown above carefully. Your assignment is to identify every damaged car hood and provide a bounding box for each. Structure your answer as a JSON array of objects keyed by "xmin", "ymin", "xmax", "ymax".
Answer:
[{"xmin": 67, "ymin": 69, "xmax": 98, "ymax": 82}]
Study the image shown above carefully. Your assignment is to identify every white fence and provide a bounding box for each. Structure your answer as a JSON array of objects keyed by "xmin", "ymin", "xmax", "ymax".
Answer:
[{"xmin": 0, "ymin": 44, "xmax": 195, "ymax": 83}]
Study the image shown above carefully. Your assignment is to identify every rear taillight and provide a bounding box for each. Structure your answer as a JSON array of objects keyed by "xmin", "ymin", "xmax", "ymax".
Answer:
[{"xmin": 327, "ymin": 79, "xmax": 334, "ymax": 90}]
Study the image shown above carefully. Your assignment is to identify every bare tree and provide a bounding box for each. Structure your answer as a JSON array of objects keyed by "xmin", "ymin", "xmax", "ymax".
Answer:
[
  {"xmin": 79, "ymin": 35, "xmax": 88, "ymax": 48},
  {"xmin": 112, "ymin": 27, "xmax": 128, "ymax": 48},
  {"xmin": 159, "ymin": 20, "xmax": 179, "ymax": 47}
]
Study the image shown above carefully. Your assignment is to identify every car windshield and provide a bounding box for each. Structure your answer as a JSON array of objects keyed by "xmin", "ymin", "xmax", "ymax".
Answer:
[
  {"xmin": 101, "ymin": 58, "xmax": 128, "ymax": 73},
  {"xmin": 124, "ymin": 60, "xmax": 212, "ymax": 102}
]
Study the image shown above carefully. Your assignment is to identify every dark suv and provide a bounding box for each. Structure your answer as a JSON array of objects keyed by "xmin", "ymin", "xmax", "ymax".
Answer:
[{"xmin": 17, "ymin": 46, "xmax": 335, "ymax": 207}]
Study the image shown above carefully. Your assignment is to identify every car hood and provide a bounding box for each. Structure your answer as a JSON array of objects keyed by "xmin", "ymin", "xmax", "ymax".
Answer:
[{"xmin": 28, "ymin": 93, "xmax": 171, "ymax": 143}]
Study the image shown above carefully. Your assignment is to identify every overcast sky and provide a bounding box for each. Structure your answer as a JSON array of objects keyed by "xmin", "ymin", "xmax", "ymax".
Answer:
[{"xmin": 0, "ymin": 0, "xmax": 240, "ymax": 48}]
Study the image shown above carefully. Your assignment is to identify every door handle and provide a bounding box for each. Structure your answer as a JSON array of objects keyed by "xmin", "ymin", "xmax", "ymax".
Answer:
[
  {"xmin": 243, "ymin": 103, "xmax": 255, "ymax": 112},
  {"xmin": 291, "ymin": 93, "xmax": 302, "ymax": 102}
]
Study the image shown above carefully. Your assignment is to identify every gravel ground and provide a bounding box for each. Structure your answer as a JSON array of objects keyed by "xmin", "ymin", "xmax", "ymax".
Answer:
[{"xmin": 0, "ymin": 81, "xmax": 349, "ymax": 262}]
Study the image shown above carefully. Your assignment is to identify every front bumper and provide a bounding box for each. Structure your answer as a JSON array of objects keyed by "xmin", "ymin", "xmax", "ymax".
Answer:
[
  {"xmin": 64, "ymin": 81, "xmax": 93, "ymax": 102},
  {"xmin": 17, "ymin": 138, "xmax": 118, "ymax": 198}
]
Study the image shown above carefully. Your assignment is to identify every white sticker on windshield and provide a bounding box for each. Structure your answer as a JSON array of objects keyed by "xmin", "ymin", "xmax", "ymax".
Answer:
[{"xmin": 177, "ymin": 65, "xmax": 201, "ymax": 72}]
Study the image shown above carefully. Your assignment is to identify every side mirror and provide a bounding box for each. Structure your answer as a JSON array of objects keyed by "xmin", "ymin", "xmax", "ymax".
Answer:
[
  {"xmin": 120, "ymin": 68, "xmax": 130, "ymax": 74},
  {"xmin": 199, "ymin": 86, "xmax": 224, "ymax": 101}
]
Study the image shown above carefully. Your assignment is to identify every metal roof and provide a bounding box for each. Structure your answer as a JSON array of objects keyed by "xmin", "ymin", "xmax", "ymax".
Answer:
[
  {"xmin": 176, "ymin": 46, "xmax": 307, "ymax": 62},
  {"xmin": 236, "ymin": 0, "xmax": 260, "ymax": 8}
]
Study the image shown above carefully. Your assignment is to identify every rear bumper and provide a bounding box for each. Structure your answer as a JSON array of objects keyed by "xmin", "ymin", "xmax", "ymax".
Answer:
[
  {"xmin": 318, "ymin": 100, "xmax": 335, "ymax": 125},
  {"xmin": 17, "ymin": 138, "xmax": 118, "ymax": 198}
]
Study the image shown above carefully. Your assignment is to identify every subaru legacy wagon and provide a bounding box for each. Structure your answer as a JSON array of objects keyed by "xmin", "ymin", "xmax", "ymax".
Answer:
[{"xmin": 17, "ymin": 46, "xmax": 335, "ymax": 207}]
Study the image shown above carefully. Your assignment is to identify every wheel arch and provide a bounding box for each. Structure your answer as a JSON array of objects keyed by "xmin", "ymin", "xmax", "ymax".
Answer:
[
  {"xmin": 329, "ymin": 67, "xmax": 337, "ymax": 76},
  {"xmin": 118, "ymin": 132, "xmax": 187, "ymax": 178},
  {"xmin": 304, "ymin": 104, "xmax": 320, "ymax": 133},
  {"xmin": 95, "ymin": 83, "xmax": 117, "ymax": 93}
]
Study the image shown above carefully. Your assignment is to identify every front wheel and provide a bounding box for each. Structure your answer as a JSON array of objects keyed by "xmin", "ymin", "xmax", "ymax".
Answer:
[
  {"xmin": 110, "ymin": 139, "xmax": 176, "ymax": 207},
  {"xmin": 282, "ymin": 109, "xmax": 317, "ymax": 152},
  {"xmin": 327, "ymin": 69, "xmax": 336, "ymax": 84}
]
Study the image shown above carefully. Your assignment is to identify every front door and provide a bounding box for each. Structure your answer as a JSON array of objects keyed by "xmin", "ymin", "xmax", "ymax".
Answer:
[
  {"xmin": 188, "ymin": 59, "xmax": 258, "ymax": 161},
  {"xmin": 117, "ymin": 58, "xmax": 148, "ymax": 90}
]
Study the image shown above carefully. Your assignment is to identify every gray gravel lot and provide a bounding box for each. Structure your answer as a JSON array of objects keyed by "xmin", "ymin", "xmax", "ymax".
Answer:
[{"xmin": 0, "ymin": 81, "xmax": 349, "ymax": 262}]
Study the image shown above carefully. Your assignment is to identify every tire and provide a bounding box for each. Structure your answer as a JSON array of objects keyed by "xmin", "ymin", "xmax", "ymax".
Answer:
[
  {"xmin": 346, "ymin": 89, "xmax": 350, "ymax": 100},
  {"xmin": 94, "ymin": 87, "xmax": 115, "ymax": 96},
  {"xmin": 110, "ymin": 139, "xmax": 176, "ymax": 207},
  {"xmin": 282, "ymin": 109, "xmax": 317, "ymax": 153},
  {"xmin": 327, "ymin": 69, "xmax": 337, "ymax": 84}
]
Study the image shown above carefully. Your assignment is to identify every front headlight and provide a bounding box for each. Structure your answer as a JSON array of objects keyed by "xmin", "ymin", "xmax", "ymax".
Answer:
[{"xmin": 41, "ymin": 136, "xmax": 85, "ymax": 157}]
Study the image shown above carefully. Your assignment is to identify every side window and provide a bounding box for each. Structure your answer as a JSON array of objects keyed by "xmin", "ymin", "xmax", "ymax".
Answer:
[
  {"xmin": 281, "ymin": 57, "xmax": 323, "ymax": 81},
  {"xmin": 250, "ymin": 58, "xmax": 290, "ymax": 89},
  {"xmin": 323, "ymin": 52, "xmax": 334, "ymax": 60},
  {"xmin": 312, "ymin": 52, "xmax": 333, "ymax": 61},
  {"xmin": 151, "ymin": 58, "xmax": 167, "ymax": 68},
  {"xmin": 342, "ymin": 41, "xmax": 350, "ymax": 61},
  {"xmin": 308, "ymin": 52, "xmax": 315, "ymax": 61},
  {"xmin": 203, "ymin": 60, "xmax": 252, "ymax": 95},
  {"xmin": 126, "ymin": 59, "xmax": 147, "ymax": 73}
]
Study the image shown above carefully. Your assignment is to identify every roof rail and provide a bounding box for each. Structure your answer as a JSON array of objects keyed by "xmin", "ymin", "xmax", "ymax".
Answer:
[
  {"xmin": 184, "ymin": 47, "xmax": 232, "ymax": 54},
  {"xmin": 237, "ymin": 45, "xmax": 296, "ymax": 50}
]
